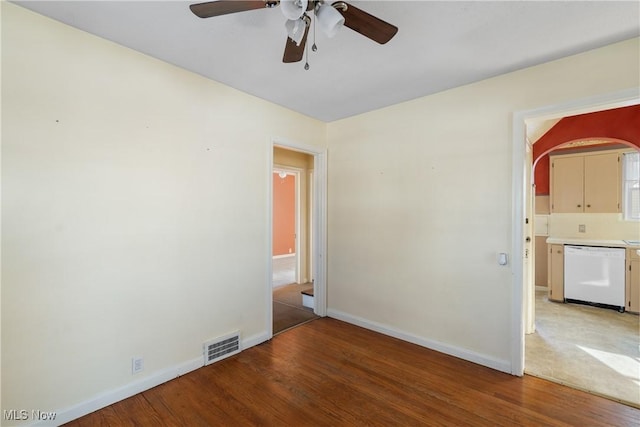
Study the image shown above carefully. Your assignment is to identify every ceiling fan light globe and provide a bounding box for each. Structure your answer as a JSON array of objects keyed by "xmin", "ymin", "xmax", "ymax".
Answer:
[
  {"xmin": 316, "ymin": 4, "xmax": 345, "ymax": 38},
  {"xmin": 281, "ymin": 0, "xmax": 308, "ymax": 20},
  {"xmin": 285, "ymin": 18, "xmax": 307, "ymax": 46}
]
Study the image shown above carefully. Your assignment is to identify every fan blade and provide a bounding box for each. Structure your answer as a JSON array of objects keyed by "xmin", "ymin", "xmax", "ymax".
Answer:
[
  {"xmin": 190, "ymin": 1, "xmax": 269, "ymax": 18},
  {"xmin": 282, "ymin": 25, "xmax": 310, "ymax": 63},
  {"xmin": 332, "ymin": 1, "xmax": 397, "ymax": 44}
]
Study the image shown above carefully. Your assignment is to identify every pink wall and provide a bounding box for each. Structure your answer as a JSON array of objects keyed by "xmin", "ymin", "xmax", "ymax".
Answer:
[{"xmin": 273, "ymin": 173, "xmax": 296, "ymax": 256}]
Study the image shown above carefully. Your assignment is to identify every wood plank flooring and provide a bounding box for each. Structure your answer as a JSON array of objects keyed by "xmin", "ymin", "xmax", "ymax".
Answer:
[{"xmin": 65, "ymin": 318, "xmax": 640, "ymax": 426}]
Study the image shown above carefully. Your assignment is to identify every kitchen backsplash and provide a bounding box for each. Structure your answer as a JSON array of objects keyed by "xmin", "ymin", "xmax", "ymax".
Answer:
[{"xmin": 547, "ymin": 213, "xmax": 640, "ymax": 240}]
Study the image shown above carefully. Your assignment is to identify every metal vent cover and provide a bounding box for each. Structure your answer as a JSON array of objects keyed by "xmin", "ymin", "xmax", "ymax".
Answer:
[{"xmin": 203, "ymin": 331, "xmax": 240, "ymax": 366}]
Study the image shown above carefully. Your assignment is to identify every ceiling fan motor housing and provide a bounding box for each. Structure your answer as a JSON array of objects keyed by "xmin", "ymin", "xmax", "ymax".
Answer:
[{"xmin": 189, "ymin": 0, "xmax": 398, "ymax": 64}]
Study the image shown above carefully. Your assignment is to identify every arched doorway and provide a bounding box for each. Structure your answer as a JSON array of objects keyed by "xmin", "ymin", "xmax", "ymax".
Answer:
[{"xmin": 524, "ymin": 104, "xmax": 640, "ymax": 406}]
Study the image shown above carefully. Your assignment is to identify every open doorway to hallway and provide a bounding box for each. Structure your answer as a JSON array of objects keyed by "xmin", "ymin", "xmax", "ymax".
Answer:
[
  {"xmin": 272, "ymin": 147, "xmax": 319, "ymax": 334},
  {"xmin": 272, "ymin": 168, "xmax": 298, "ymax": 287}
]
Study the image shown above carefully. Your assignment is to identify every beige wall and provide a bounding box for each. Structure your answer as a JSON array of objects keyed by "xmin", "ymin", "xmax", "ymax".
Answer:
[
  {"xmin": 1, "ymin": 3, "xmax": 325, "ymax": 420},
  {"xmin": 535, "ymin": 195, "xmax": 550, "ymax": 214},
  {"xmin": 548, "ymin": 213, "xmax": 640, "ymax": 240},
  {"xmin": 326, "ymin": 38, "xmax": 639, "ymax": 366},
  {"xmin": 274, "ymin": 147, "xmax": 314, "ymax": 170}
]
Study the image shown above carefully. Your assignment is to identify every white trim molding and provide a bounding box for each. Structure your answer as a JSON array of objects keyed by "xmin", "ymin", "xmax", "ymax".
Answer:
[
  {"xmin": 273, "ymin": 253, "xmax": 296, "ymax": 260},
  {"xmin": 327, "ymin": 309, "xmax": 511, "ymax": 374},
  {"xmin": 269, "ymin": 137, "xmax": 328, "ymax": 323},
  {"xmin": 42, "ymin": 332, "xmax": 270, "ymax": 427}
]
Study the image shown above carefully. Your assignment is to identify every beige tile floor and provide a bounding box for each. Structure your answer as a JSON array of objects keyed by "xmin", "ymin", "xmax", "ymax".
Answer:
[{"xmin": 526, "ymin": 290, "xmax": 640, "ymax": 407}]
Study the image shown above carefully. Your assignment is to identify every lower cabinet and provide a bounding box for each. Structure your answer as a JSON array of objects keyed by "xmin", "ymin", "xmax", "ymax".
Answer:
[
  {"xmin": 546, "ymin": 243, "xmax": 638, "ymax": 311},
  {"xmin": 547, "ymin": 244, "xmax": 564, "ymax": 302},
  {"xmin": 626, "ymin": 248, "xmax": 640, "ymax": 313}
]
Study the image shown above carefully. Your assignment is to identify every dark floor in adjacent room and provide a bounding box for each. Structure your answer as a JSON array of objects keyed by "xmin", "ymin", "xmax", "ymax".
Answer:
[{"xmin": 273, "ymin": 283, "xmax": 318, "ymax": 334}]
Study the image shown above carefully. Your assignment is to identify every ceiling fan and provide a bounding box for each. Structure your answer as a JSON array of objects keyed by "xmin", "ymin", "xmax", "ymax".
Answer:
[{"xmin": 189, "ymin": 0, "xmax": 398, "ymax": 68}]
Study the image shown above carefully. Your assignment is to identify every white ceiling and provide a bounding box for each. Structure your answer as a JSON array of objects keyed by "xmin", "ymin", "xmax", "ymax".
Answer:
[{"xmin": 13, "ymin": 1, "xmax": 640, "ymax": 122}]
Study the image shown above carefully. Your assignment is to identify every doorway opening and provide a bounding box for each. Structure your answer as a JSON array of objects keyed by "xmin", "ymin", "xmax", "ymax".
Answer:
[
  {"xmin": 269, "ymin": 141, "xmax": 327, "ymax": 335},
  {"xmin": 272, "ymin": 161, "xmax": 317, "ymax": 333},
  {"xmin": 272, "ymin": 167, "xmax": 300, "ymax": 287},
  {"xmin": 512, "ymin": 89, "xmax": 640, "ymax": 407}
]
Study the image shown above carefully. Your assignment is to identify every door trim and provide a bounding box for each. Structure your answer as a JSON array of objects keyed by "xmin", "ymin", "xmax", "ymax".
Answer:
[{"xmin": 267, "ymin": 137, "xmax": 328, "ymax": 338}]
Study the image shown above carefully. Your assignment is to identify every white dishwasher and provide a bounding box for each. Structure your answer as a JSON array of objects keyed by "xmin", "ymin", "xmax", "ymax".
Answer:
[{"xmin": 564, "ymin": 245, "xmax": 626, "ymax": 311}]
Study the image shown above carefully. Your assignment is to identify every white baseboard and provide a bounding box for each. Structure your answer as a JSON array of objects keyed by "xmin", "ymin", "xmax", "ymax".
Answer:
[
  {"xmin": 273, "ymin": 254, "xmax": 295, "ymax": 259},
  {"xmin": 535, "ymin": 286, "xmax": 548, "ymax": 292},
  {"xmin": 39, "ymin": 331, "xmax": 270, "ymax": 426},
  {"xmin": 36, "ymin": 357, "xmax": 203, "ymax": 426},
  {"xmin": 242, "ymin": 331, "xmax": 270, "ymax": 351},
  {"xmin": 327, "ymin": 308, "xmax": 512, "ymax": 375}
]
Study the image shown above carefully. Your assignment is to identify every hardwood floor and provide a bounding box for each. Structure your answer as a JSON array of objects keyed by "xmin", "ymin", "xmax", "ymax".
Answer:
[{"xmin": 65, "ymin": 318, "xmax": 640, "ymax": 426}]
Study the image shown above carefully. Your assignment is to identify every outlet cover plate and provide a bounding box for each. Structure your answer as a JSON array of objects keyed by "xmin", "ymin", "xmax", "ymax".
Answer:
[{"xmin": 132, "ymin": 357, "xmax": 144, "ymax": 374}]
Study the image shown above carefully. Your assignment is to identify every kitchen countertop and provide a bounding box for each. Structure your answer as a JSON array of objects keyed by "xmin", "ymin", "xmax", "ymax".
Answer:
[{"xmin": 545, "ymin": 237, "xmax": 640, "ymax": 248}]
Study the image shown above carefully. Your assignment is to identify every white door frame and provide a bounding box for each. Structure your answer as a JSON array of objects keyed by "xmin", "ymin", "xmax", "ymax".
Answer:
[
  {"xmin": 510, "ymin": 87, "xmax": 639, "ymax": 375},
  {"xmin": 267, "ymin": 137, "xmax": 328, "ymax": 338}
]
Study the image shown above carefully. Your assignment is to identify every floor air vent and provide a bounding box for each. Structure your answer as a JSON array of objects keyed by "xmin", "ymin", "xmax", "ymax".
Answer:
[{"xmin": 203, "ymin": 331, "xmax": 240, "ymax": 366}]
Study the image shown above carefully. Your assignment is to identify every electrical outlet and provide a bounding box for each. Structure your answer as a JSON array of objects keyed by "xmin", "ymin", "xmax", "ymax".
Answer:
[
  {"xmin": 132, "ymin": 356, "xmax": 144, "ymax": 374},
  {"xmin": 578, "ymin": 224, "xmax": 586, "ymax": 233}
]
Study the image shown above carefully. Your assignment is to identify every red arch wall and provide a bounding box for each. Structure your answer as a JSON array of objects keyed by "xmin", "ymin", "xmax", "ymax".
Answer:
[{"xmin": 533, "ymin": 104, "xmax": 640, "ymax": 195}]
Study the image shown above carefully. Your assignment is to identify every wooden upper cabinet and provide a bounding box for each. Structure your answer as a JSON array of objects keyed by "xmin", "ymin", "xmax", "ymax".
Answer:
[
  {"xmin": 551, "ymin": 156, "xmax": 584, "ymax": 213},
  {"xmin": 550, "ymin": 150, "xmax": 621, "ymax": 214},
  {"xmin": 584, "ymin": 152, "xmax": 620, "ymax": 212}
]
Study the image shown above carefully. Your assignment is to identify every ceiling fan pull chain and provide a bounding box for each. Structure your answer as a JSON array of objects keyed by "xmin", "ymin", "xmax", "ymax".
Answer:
[
  {"xmin": 312, "ymin": 12, "xmax": 318, "ymax": 52},
  {"xmin": 304, "ymin": 40, "xmax": 310, "ymax": 70}
]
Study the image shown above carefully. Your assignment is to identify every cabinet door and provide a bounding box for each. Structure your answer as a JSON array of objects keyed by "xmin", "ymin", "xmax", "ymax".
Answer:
[
  {"xmin": 551, "ymin": 156, "xmax": 584, "ymax": 213},
  {"xmin": 627, "ymin": 249, "xmax": 640, "ymax": 313},
  {"xmin": 584, "ymin": 152, "xmax": 620, "ymax": 213},
  {"xmin": 548, "ymin": 244, "xmax": 564, "ymax": 302}
]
